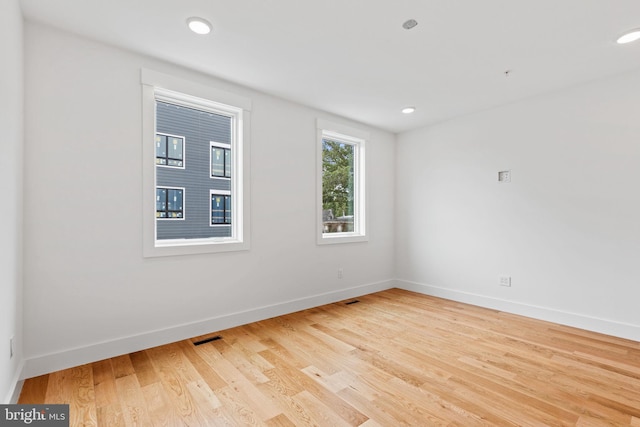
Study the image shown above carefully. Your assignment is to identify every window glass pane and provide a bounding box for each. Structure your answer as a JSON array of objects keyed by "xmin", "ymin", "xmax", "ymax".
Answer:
[
  {"xmin": 168, "ymin": 137, "xmax": 183, "ymax": 159},
  {"xmin": 224, "ymin": 195, "xmax": 231, "ymax": 224},
  {"xmin": 155, "ymin": 134, "xmax": 167, "ymax": 165},
  {"xmin": 152, "ymin": 93, "xmax": 242, "ymax": 244},
  {"xmin": 225, "ymin": 149, "xmax": 231, "ymax": 178},
  {"xmin": 211, "ymin": 147, "xmax": 225, "ymax": 177},
  {"xmin": 167, "ymin": 137, "xmax": 183, "ymax": 167},
  {"xmin": 156, "ymin": 188, "xmax": 167, "ymax": 218},
  {"xmin": 167, "ymin": 189, "xmax": 183, "ymax": 218},
  {"xmin": 322, "ymin": 139, "xmax": 355, "ymax": 234},
  {"xmin": 211, "ymin": 195, "xmax": 224, "ymax": 224}
]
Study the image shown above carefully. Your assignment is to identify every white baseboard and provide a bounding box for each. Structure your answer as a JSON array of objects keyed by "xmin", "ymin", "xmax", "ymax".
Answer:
[
  {"xmin": 23, "ymin": 278, "xmax": 637, "ymax": 381},
  {"xmin": 22, "ymin": 280, "xmax": 395, "ymax": 379},
  {"xmin": 4, "ymin": 359, "xmax": 24, "ymax": 404},
  {"xmin": 396, "ymin": 280, "xmax": 640, "ymax": 342}
]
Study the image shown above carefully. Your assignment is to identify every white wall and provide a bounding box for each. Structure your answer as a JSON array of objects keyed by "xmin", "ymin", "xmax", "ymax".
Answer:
[
  {"xmin": 23, "ymin": 24, "xmax": 395, "ymax": 377},
  {"xmin": 397, "ymin": 70, "xmax": 640, "ymax": 340},
  {"xmin": 0, "ymin": 0, "xmax": 24, "ymax": 403}
]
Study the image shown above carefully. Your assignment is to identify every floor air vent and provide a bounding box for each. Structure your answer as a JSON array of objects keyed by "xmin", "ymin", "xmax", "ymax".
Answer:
[
  {"xmin": 345, "ymin": 300, "xmax": 360, "ymax": 305},
  {"xmin": 193, "ymin": 335, "xmax": 222, "ymax": 346}
]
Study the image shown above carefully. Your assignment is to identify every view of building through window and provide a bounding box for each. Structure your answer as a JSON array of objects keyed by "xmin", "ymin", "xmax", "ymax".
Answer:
[{"xmin": 155, "ymin": 99, "xmax": 233, "ymax": 240}]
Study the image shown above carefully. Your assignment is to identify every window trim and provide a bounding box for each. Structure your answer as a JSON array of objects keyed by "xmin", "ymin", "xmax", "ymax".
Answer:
[
  {"xmin": 155, "ymin": 132, "xmax": 186, "ymax": 169},
  {"xmin": 316, "ymin": 118, "xmax": 368, "ymax": 245},
  {"xmin": 156, "ymin": 186, "xmax": 185, "ymax": 220},
  {"xmin": 142, "ymin": 69, "xmax": 251, "ymax": 257}
]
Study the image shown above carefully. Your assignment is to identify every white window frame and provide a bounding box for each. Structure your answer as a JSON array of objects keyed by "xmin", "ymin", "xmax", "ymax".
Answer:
[
  {"xmin": 210, "ymin": 141, "xmax": 232, "ymax": 180},
  {"xmin": 142, "ymin": 69, "xmax": 251, "ymax": 257},
  {"xmin": 156, "ymin": 186, "xmax": 185, "ymax": 220},
  {"xmin": 155, "ymin": 132, "xmax": 186, "ymax": 170},
  {"xmin": 209, "ymin": 190, "xmax": 232, "ymax": 227},
  {"xmin": 316, "ymin": 119, "xmax": 368, "ymax": 245}
]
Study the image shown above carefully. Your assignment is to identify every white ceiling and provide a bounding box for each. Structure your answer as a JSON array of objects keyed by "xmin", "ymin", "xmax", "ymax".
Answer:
[{"xmin": 19, "ymin": 0, "xmax": 640, "ymax": 133}]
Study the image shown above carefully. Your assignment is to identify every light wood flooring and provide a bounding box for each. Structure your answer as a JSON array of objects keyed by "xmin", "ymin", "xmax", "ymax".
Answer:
[{"xmin": 18, "ymin": 289, "xmax": 640, "ymax": 426}]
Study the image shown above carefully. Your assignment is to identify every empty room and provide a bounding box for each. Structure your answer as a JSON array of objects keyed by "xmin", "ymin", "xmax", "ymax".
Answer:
[{"xmin": 2, "ymin": 0, "xmax": 640, "ymax": 425}]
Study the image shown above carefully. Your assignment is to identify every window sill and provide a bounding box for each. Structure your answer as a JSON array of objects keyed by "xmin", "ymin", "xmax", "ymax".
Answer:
[
  {"xmin": 317, "ymin": 233, "xmax": 368, "ymax": 245},
  {"xmin": 144, "ymin": 238, "xmax": 249, "ymax": 257}
]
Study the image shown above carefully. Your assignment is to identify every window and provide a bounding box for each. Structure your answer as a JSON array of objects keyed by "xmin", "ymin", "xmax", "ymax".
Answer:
[
  {"xmin": 142, "ymin": 69, "xmax": 251, "ymax": 257},
  {"xmin": 211, "ymin": 191, "xmax": 231, "ymax": 225},
  {"xmin": 156, "ymin": 187, "xmax": 184, "ymax": 219},
  {"xmin": 211, "ymin": 142, "xmax": 231, "ymax": 178},
  {"xmin": 317, "ymin": 119, "xmax": 367, "ymax": 244},
  {"xmin": 156, "ymin": 133, "xmax": 184, "ymax": 167}
]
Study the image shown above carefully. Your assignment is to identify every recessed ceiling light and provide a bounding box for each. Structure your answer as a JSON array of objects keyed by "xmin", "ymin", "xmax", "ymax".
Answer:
[
  {"xmin": 402, "ymin": 107, "xmax": 416, "ymax": 114},
  {"xmin": 616, "ymin": 29, "xmax": 640, "ymax": 44},
  {"xmin": 187, "ymin": 17, "xmax": 212, "ymax": 35}
]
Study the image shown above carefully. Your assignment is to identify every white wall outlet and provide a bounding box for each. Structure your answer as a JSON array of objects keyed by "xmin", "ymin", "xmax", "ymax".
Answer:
[
  {"xmin": 338, "ymin": 268, "xmax": 344, "ymax": 279},
  {"xmin": 498, "ymin": 170, "xmax": 511, "ymax": 183},
  {"xmin": 10, "ymin": 336, "xmax": 14, "ymax": 359},
  {"xmin": 499, "ymin": 276, "xmax": 511, "ymax": 287}
]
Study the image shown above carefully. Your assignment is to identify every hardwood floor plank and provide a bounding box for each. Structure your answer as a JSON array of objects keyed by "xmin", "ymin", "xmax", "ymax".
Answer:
[
  {"xmin": 264, "ymin": 413, "xmax": 297, "ymax": 427},
  {"xmin": 382, "ymin": 376, "xmax": 485, "ymax": 426},
  {"xmin": 255, "ymin": 380, "xmax": 317, "ymax": 426},
  {"xmin": 140, "ymin": 382, "xmax": 183, "ymax": 427},
  {"xmin": 184, "ymin": 380, "xmax": 232, "ymax": 425},
  {"xmin": 291, "ymin": 390, "xmax": 353, "ymax": 427},
  {"xmin": 214, "ymin": 385, "xmax": 264, "ymax": 426},
  {"xmin": 69, "ymin": 366, "xmax": 98, "ymax": 427},
  {"xmin": 129, "ymin": 351, "xmax": 160, "ymax": 388},
  {"xmin": 92, "ymin": 359, "xmax": 118, "ymax": 409},
  {"xmin": 587, "ymin": 394, "xmax": 640, "ymax": 419},
  {"xmin": 17, "ymin": 374, "xmax": 48, "ymax": 404},
  {"xmin": 205, "ymin": 350, "xmax": 282, "ymax": 421},
  {"xmin": 111, "ymin": 355, "xmax": 136, "ymax": 379},
  {"xmin": 18, "ymin": 289, "xmax": 640, "ymax": 426},
  {"xmin": 210, "ymin": 339, "xmax": 271, "ymax": 385},
  {"xmin": 260, "ymin": 363, "xmax": 305, "ymax": 397},
  {"xmin": 115, "ymin": 374, "xmax": 153, "ymax": 427},
  {"xmin": 259, "ymin": 348, "xmax": 369, "ymax": 426},
  {"xmin": 151, "ymin": 364, "xmax": 208, "ymax": 425},
  {"xmin": 301, "ymin": 365, "xmax": 343, "ymax": 393},
  {"xmin": 96, "ymin": 403, "xmax": 125, "ymax": 427},
  {"xmin": 42, "ymin": 365, "xmax": 98, "ymax": 427},
  {"xmin": 177, "ymin": 340, "xmax": 228, "ymax": 391},
  {"xmin": 336, "ymin": 387, "xmax": 411, "ymax": 427},
  {"xmin": 217, "ymin": 325, "xmax": 271, "ymax": 354}
]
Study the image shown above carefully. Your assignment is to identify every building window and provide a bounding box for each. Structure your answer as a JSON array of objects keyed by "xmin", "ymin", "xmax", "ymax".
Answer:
[
  {"xmin": 211, "ymin": 192, "xmax": 231, "ymax": 225},
  {"xmin": 211, "ymin": 143, "xmax": 231, "ymax": 178},
  {"xmin": 317, "ymin": 119, "xmax": 368, "ymax": 244},
  {"xmin": 142, "ymin": 69, "xmax": 252, "ymax": 257},
  {"xmin": 156, "ymin": 187, "xmax": 184, "ymax": 219},
  {"xmin": 156, "ymin": 133, "xmax": 184, "ymax": 167}
]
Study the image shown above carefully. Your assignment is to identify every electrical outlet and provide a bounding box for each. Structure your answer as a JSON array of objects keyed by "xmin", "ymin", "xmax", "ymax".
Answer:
[
  {"xmin": 10, "ymin": 336, "xmax": 14, "ymax": 359},
  {"xmin": 338, "ymin": 268, "xmax": 344, "ymax": 279},
  {"xmin": 499, "ymin": 276, "xmax": 511, "ymax": 287}
]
